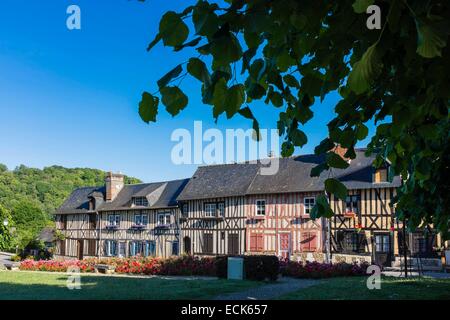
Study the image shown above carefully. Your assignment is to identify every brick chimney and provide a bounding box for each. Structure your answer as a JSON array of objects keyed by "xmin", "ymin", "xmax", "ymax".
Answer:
[{"xmin": 105, "ymin": 172, "xmax": 124, "ymax": 202}]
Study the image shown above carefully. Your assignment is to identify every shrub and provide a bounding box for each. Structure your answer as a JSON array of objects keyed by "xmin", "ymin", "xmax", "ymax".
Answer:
[
  {"xmin": 19, "ymin": 255, "xmax": 216, "ymax": 276},
  {"xmin": 283, "ymin": 260, "xmax": 370, "ymax": 279},
  {"xmin": 216, "ymin": 255, "xmax": 280, "ymax": 281},
  {"xmin": 10, "ymin": 254, "xmax": 21, "ymax": 262}
]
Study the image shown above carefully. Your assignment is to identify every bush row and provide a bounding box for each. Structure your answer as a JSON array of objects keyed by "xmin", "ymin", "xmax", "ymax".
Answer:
[
  {"xmin": 19, "ymin": 255, "xmax": 370, "ymax": 280},
  {"xmin": 281, "ymin": 260, "xmax": 370, "ymax": 279},
  {"xmin": 216, "ymin": 255, "xmax": 279, "ymax": 281}
]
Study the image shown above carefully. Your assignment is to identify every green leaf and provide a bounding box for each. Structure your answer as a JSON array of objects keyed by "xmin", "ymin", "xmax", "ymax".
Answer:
[
  {"xmin": 238, "ymin": 106, "xmax": 260, "ymax": 140},
  {"xmin": 281, "ymin": 141, "xmax": 294, "ymax": 157},
  {"xmin": 326, "ymin": 152, "xmax": 350, "ymax": 169},
  {"xmin": 348, "ymin": 44, "xmax": 381, "ymax": 94},
  {"xmin": 242, "ymin": 48, "xmax": 257, "ymax": 75},
  {"xmin": 311, "ymin": 195, "xmax": 334, "ymax": 219},
  {"xmin": 269, "ymin": 91, "xmax": 283, "ymax": 107},
  {"xmin": 315, "ymin": 138, "xmax": 335, "ymax": 155},
  {"xmin": 283, "ymin": 74, "xmax": 300, "ymax": 88},
  {"xmin": 187, "ymin": 58, "xmax": 210, "ymax": 84},
  {"xmin": 138, "ymin": 92, "xmax": 159, "ymax": 123},
  {"xmin": 192, "ymin": 2, "xmax": 219, "ymax": 37},
  {"xmin": 295, "ymin": 103, "xmax": 313, "ymax": 125},
  {"xmin": 225, "ymin": 84, "xmax": 245, "ymax": 118},
  {"xmin": 356, "ymin": 123, "xmax": 369, "ymax": 140},
  {"xmin": 210, "ymin": 34, "xmax": 243, "ymax": 66},
  {"xmin": 290, "ymin": 13, "xmax": 307, "ymax": 30},
  {"xmin": 174, "ymin": 37, "xmax": 202, "ymax": 52},
  {"xmin": 157, "ymin": 64, "xmax": 183, "ymax": 89},
  {"xmin": 310, "ymin": 163, "xmax": 329, "ymax": 177},
  {"xmin": 159, "ymin": 11, "xmax": 189, "ymax": 47},
  {"xmin": 212, "ymin": 78, "xmax": 228, "ymax": 118},
  {"xmin": 324, "ymin": 178, "xmax": 348, "ymax": 201},
  {"xmin": 147, "ymin": 33, "xmax": 162, "ymax": 51},
  {"xmin": 290, "ymin": 129, "xmax": 307, "ymax": 147},
  {"xmin": 352, "ymin": 0, "xmax": 374, "ymax": 14},
  {"xmin": 415, "ymin": 20, "xmax": 447, "ymax": 58},
  {"xmin": 160, "ymin": 86, "xmax": 188, "ymax": 116}
]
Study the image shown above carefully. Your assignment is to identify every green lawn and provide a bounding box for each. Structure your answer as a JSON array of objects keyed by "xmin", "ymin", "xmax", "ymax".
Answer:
[
  {"xmin": 279, "ymin": 276, "xmax": 450, "ymax": 300},
  {"xmin": 0, "ymin": 271, "xmax": 261, "ymax": 300}
]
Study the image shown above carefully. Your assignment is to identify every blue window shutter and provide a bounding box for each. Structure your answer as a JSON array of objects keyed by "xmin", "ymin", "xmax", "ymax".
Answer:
[
  {"xmin": 144, "ymin": 242, "xmax": 149, "ymax": 257},
  {"xmin": 131, "ymin": 242, "xmax": 136, "ymax": 256},
  {"xmin": 149, "ymin": 241, "xmax": 155, "ymax": 256},
  {"xmin": 113, "ymin": 242, "xmax": 117, "ymax": 256},
  {"xmin": 104, "ymin": 241, "xmax": 109, "ymax": 256}
]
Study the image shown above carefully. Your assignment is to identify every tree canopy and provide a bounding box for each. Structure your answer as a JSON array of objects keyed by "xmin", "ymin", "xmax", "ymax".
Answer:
[{"xmin": 139, "ymin": 0, "xmax": 449, "ymax": 236}]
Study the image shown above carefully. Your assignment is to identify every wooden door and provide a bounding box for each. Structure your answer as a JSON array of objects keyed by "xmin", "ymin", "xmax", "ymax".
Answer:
[
  {"xmin": 374, "ymin": 233, "xmax": 391, "ymax": 267},
  {"xmin": 183, "ymin": 237, "xmax": 191, "ymax": 255},
  {"xmin": 279, "ymin": 233, "xmax": 290, "ymax": 259},
  {"xmin": 228, "ymin": 234, "xmax": 239, "ymax": 255},
  {"xmin": 203, "ymin": 233, "xmax": 213, "ymax": 254},
  {"xmin": 77, "ymin": 239, "xmax": 84, "ymax": 260}
]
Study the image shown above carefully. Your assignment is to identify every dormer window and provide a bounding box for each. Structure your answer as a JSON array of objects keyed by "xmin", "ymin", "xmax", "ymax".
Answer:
[
  {"xmin": 132, "ymin": 197, "xmax": 149, "ymax": 207},
  {"xmin": 374, "ymin": 168, "xmax": 388, "ymax": 183}
]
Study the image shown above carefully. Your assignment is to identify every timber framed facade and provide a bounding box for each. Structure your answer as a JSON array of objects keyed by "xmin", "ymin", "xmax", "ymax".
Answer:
[
  {"xmin": 54, "ymin": 174, "xmax": 188, "ymax": 259},
  {"xmin": 55, "ymin": 148, "xmax": 443, "ymax": 269}
]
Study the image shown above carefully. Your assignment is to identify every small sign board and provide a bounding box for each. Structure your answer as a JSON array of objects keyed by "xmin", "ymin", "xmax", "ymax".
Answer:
[{"xmin": 227, "ymin": 257, "xmax": 244, "ymax": 280}]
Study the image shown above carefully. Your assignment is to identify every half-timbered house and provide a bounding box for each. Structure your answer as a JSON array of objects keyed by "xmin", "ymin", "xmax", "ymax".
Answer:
[
  {"xmin": 177, "ymin": 158, "xmax": 327, "ymax": 260},
  {"xmin": 54, "ymin": 173, "xmax": 189, "ymax": 259}
]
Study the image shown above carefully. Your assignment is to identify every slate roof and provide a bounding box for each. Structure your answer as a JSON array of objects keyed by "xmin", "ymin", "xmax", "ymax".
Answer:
[
  {"xmin": 177, "ymin": 149, "xmax": 401, "ymax": 200},
  {"xmin": 56, "ymin": 179, "xmax": 189, "ymax": 214}
]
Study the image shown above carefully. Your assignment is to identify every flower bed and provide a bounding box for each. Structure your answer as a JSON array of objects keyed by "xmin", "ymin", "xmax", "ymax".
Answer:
[
  {"xmin": 19, "ymin": 255, "xmax": 216, "ymax": 276},
  {"xmin": 281, "ymin": 260, "xmax": 370, "ymax": 279}
]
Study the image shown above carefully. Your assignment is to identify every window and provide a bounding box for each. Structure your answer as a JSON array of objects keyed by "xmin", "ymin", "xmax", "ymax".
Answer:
[
  {"xmin": 172, "ymin": 241, "xmax": 179, "ymax": 256},
  {"xmin": 255, "ymin": 200, "xmax": 266, "ymax": 216},
  {"xmin": 182, "ymin": 203, "xmax": 188, "ymax": 217},
  {"xmin": 204, "ymin": 203, "xmax": 216, "ymax": 217},
  {"xmin": 203, "ymin": 202, "xmax": 225, "ymax": 217},
  {"xmin": 250, "ymin": 233, "xmax": 264, "ymax": 252},
  {"xmin": 345, "ymin": 195, "xmax": 359, "ymax": 214},
  {"xmin": 203, "ymin": 233, "xmax": 213, "ymax": 254},
  {"xmin": 134, "ymin": 213, "xmax": 148, "ymax": 226},
  {"xmin": 217, "ymin": 202, "xmax": 225, "ymax": 217},
  {"xmin": 338, "ymin": 231, "xmax": 366, "ymax": 253},
  {"xmin": 107, "ymin": 214, "xmax": 120, "ymax": 226},
  {"xmin": 157, "ymin": 212, "xmax": 171, "ymax": 226},
  {"xmin": 105, "ymin": 240, "xmax": 117, "ymax": 256},
  {"xmin": 129, "ymin": 241, "xmax": 143, "ymax": 256},
  {"xmin": 119, "ymin": 242, "xmax": 126, "ymax": 257},
  {"xmin": 148, "ymin": 241, "xmax": 156, "ymax": 256},
  {"xmin": 303, "ymin": 197, "xmax": 315, "ymax": 215},
  {"xmin": 374, "ymin": 168, "xmax": 388, "ymax": 183},
  {"xmin": 132, "ymin": 197, "xmax": 149, "ymax": 207},
  {"xmin": 300, "ymin": 232, "xmax": 317, "ymax": 252},
  {"xmin": 375, "ymin": 234, "xmax": 390, "ymax": 253}
]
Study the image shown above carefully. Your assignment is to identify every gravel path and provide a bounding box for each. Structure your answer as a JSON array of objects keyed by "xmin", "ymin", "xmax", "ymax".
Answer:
[{"xmin": 213, "ymin": 277, "xmax": 319, "ymax": 300}]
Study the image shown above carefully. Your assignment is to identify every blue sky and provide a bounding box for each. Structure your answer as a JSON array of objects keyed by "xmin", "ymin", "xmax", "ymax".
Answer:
[{"xmin": 0, "ymin": 0, "xmax": 373, "ymax": 182}]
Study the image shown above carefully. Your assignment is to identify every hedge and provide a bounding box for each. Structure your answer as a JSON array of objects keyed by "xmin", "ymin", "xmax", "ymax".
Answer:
[{"xmin": 216, "ymin": 255, "xmax": 279, "ymax": 281}]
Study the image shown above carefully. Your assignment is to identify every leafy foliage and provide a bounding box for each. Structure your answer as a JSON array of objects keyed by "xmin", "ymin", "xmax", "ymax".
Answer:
[
  {"xmin": 140, "ymin": 0, "xmax": 450, "ymax": 237},
  {"xmin": 0, "ymin": 205, "xmax": 13, "ymax": 251}
]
